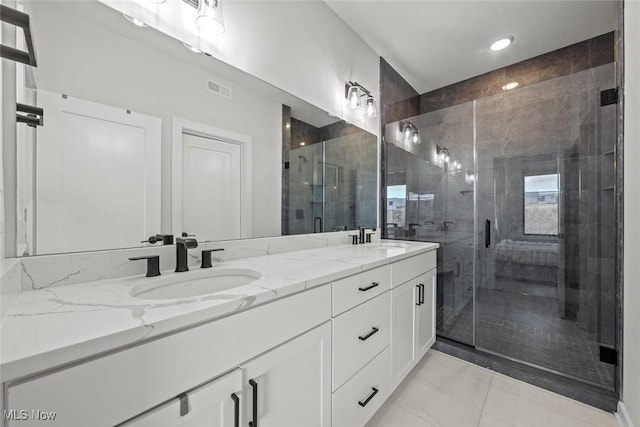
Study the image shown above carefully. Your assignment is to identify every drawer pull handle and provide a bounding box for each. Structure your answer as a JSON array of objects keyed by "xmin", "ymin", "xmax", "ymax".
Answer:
[
  {"xmin": 178, "ymin": 393, "xmax": 189, "ymax": 416},
  {"xmin": 359, "ymin": 282, "xmax": 380, "ymax": 292},
  {"xmin": 231, "ymin": 393, "xmax": 240, "ymax": 427},
  {"xmin": 249, "ymin": 379, "xmax": 258, "ymax": 427},
  {"xmin": 358, "ymin": 387, "xmax": 379, "ymax": 407},
  {"xmin": 359, "ymin": 327, "xmax": 379, "ymax": 341}
]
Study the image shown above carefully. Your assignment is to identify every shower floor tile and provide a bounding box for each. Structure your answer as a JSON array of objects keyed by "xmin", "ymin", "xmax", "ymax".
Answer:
[{"xmin": 437, "ymin": 285, "xmax": 614, "ymax": 389}]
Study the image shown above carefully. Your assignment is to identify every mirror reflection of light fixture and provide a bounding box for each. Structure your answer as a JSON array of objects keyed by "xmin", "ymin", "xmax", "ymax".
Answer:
[
  {"xmin": 437, "ymin": 147, "xmax": 450, "ymax": 163},
  {"xmin": 400, "ymin": 121, "xmax": 420, "ymax": 145},
  {"xmin": 345, "ymin": 81, "xmax": 376, "ymax": 118},
  {"xmin": 197, "ymin": 0, "xmax": 225, "ymax": 35}
]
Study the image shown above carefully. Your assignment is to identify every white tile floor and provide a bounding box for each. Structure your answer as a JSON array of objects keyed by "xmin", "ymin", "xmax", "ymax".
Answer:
[{"xmin": 366, "ymin": 350, "xmax": 618, "ymax": 427}]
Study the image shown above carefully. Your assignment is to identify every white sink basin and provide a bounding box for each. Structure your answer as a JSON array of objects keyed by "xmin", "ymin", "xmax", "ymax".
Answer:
[{"xmin": 130, "ymin": 268, "xmax": 261, "ymax": 300}]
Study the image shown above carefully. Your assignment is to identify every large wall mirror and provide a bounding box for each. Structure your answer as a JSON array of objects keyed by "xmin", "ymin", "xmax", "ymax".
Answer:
[{"xmin": 6, "ymin": 0, "xmax": 378, "ymax": 257}]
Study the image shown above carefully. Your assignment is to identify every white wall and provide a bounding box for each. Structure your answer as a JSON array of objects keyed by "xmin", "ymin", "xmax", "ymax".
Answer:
[
  {"xmin": 100, "ymin": 0, "xmax": 381, "ymax": 136},
  {"xmin": 623, "ymin": 0, "xmax": 640, "ymax": 425},
  {"xmin": 29, "ymin": 1, "xmax": 283, "ymax": 238}
]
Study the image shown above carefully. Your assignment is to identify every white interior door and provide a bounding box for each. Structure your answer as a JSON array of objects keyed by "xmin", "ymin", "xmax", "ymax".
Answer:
[
  {"xmin": 181, "ymin": 133, "xmax": 242, "ymax": 241},
  {"xmin": 35, "ymin": 90, "xmax": 161, "ymax": 254}
]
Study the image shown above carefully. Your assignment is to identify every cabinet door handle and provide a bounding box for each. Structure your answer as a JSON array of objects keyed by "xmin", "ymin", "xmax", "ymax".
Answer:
[
  {"xmin": 359, "ymin": 282, "xmax": 380, "ymax": 292},
  {"xmin": 358, "ymin": 387, "xmax": 379, "ymax": 407},
  {"xmin": 248, "ymin": 379, "xmax": 258, "ymax": 427},
  {"xmin": 231, "ymin": 393, "xmax": 240, "ymax": 427},
  {"xmin": 358, "ymin": 327, "xmax": 379, "ymax": 341},
  {"xmin": 419, "ymin": 283, "xmax": 425, "ymax": 305},
  {"xmin": 416, "ymin": 284, "xmax": 421, "ymax": 306}
]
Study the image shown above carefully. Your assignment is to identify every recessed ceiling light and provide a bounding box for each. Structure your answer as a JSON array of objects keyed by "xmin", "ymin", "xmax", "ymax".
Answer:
[
  {"xmin": 490, "ymin": 36, "xmax": 514, "ymax": 51},
  {"xmin": 123, "ymin": 14, "xmax": 147, "ymax": 27},
  {"xmin": 502, "ymin": 81, "xmax": 519, "ymax": 90},
  {"xmin": 183, "ymin": 43, "xmax": 202, "ymax": 54},
  {"xmin": 300, "ymin": 142, "xmax": 306, "ymax": 146}
]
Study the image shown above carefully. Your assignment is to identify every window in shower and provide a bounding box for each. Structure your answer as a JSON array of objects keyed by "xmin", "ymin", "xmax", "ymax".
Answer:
[
  {"xmin": 523, "ymin": 173, "xmax": 559, "ymax": 236},
  {"xmin": 386, "ymin": 185, "xmax": 407, "ymax": 228}
]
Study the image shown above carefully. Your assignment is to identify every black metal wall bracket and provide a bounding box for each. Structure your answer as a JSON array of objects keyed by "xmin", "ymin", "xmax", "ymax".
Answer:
[
  {"xmin": 16, "ymin": 103, "xmax": 43, "ymax": 127},
  {"xmin": 0, "ymin": 5, "xmax": 37, "ymax": 66}
]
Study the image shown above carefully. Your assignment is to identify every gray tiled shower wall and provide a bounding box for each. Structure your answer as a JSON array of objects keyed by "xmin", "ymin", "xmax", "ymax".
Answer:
[{"xmin": 380, "ymin": 31, "xmax": 618, "ymax": 392}]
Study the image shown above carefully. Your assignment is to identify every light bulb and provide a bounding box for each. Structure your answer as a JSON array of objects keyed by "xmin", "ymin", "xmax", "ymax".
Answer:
[
  {"xmin": 502, "ymin": 81, "xmax": 519, "ymax": 90},
  {"xmin": 490, "ymin": 36, "xmax": 514, "ymax": 51},
  {"xmin": 412, "ymin": 130, "xmax": 419, "ymax": 144},
  {"xmin": 365, "ymin": 96, "xmax": 377, "ymax": 119},
  {"xmin": 403, "ymin": 125, "xmax": 412, "ymax": 140},
  {"xmin": 347, "ymin": 86, "xmax": 360, "ymax": 109},
  {"xmin": 197, "ymin": 0, "xmax": 225, "ymax": 35}
]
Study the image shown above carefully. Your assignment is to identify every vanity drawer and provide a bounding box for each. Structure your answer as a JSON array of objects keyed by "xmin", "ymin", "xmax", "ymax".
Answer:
[
  {"xmin": 332, "ymin": 265, "xmax": 391, "ymax": 316},
  {"xmin": 332, "ymin": 346, "xmax": 390, "ymax": 427},
  {"xmin": 332, "ymin": 292, "xmax": 390, "ymax": 391},
  {"xmin": 391, "ymin": 251, "xmax": 436, "ymax": 288}
]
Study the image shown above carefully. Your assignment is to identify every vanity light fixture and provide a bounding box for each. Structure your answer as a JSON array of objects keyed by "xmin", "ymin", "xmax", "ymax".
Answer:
[
  {"xmin": 400, "ymin": 121, "xmax": 420, "ymax": 144},
  {"xmin": 183, "ymin": 42, "xmax": 203, "ymax": 53},
  {"xmin": 197, "ymin": 0, "xmax": 225, "ymax": 35},
  {"xmin": 437, "ymin": 147, "xmax": 450, "ymax": 163},
  {"xmin": 502, "ymin": 81, "xmax": 519, "ymax": 90},
  {"xmin": 123, "ymin": 14, "xmax": 148, "ymax": 27},
  {"xmin": 345, "ymin": 81, "xmax": 376, "ymax": 118},
  {"xmin": 490, "ymin": 36, "xmax": 514, "ymax": 51}
]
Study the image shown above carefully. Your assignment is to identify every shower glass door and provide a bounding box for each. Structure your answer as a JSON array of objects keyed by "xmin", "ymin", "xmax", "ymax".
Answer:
[{"xmin": 474, "ymin": 64, "xmax": 617, "ymax": 390}]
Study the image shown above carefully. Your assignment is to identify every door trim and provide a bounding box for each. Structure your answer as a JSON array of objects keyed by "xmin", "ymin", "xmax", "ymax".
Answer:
[{"xmin": 171, "ymin": 117, "xmax": 253, "ymax": 239}]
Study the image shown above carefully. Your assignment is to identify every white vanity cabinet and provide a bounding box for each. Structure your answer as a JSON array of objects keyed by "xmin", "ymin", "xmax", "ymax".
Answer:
[
  {"xmin": 121, "ymin": 369, "xmax": 242, "ymax": 427},
  {"xmin": 241, "ymin": 322, "xmax": 332, "ymax": 427},
  {"xmin": 390, "ymin": 255, "xmax": 437, "ymax": 388},
  {"xmin": 415, "ymin": 269, "xmax": 436, "ymax": 358},
  {"xmin": 3, "ymin": 246, "xmax": 438, "ymax": 427}
]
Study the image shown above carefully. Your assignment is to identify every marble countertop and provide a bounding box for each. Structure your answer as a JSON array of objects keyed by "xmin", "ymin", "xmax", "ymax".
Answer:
[{"xmin": 1, "ymin": 241, "xmax": 437, "ymax": 383}]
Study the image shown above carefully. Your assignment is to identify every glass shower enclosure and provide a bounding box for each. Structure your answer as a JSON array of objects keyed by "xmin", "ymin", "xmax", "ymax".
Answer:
[{"xmin": 383, "ymin": 63, "xmax": 617, "ymax": 391}]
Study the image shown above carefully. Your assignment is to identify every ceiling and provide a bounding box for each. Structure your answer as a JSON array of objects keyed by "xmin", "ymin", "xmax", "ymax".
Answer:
[{"xmin": 325, "ymin": 1, "xmax": 617, "ymax": 94}]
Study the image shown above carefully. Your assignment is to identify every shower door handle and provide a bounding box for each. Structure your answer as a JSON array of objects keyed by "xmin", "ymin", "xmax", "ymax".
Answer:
[{"xmin": 484, "ymin": 219, "xmax": 491, "ymax": 248}]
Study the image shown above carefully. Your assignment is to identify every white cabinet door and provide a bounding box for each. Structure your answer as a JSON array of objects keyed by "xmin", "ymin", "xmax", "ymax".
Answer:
[
  {"xmin": 415, "ymin": 269, "xmax": 437, "ymax": 358},
  {"xmin": 390, "ymin": 279, "xmax": 417, "ymax": 387},
  {"xmin": 120, "ymin": 369, "xmax": 242, "ymax": 427},
  {"xmin": 241, "ymin": 322, "xmax": 331, "ymax": 427}
]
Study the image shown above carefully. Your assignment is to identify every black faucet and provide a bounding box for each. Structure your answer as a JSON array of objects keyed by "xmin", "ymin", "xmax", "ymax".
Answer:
[
  {"xmin": 175, "ymin": 236, "xmax": 198, "ymax": 272},
  {"xmin": 140, "ymin": 234, "xmax": 174, "ymax": 245}
]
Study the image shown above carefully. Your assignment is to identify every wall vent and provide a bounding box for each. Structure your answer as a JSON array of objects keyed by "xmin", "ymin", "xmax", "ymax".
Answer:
[{"xmin": 207, "ymin": 80, "xmax": 232, "ymax": 99}]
